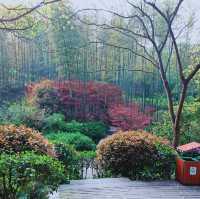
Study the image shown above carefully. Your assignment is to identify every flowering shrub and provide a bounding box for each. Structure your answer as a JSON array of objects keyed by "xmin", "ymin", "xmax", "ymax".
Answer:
[
  {"xmin": 0, "ymin": 125, "xmax": 55, "ymax": 156},
  {"xmin": 108, "ymin": 104, "xmax": 152, "ymax": 130},
  {"xmin": 97, "ymin": 131, "xmax": 176, "ymax": 180}
]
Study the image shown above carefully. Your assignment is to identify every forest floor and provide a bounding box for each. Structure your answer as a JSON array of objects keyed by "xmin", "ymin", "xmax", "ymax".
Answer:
[{"xmin": 49, "ymin": 178, "xmax": 200, "ymax": 199}]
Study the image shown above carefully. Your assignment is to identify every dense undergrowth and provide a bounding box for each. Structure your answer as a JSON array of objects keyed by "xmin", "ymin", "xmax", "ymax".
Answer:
[{"xmin": 1, "ymin": 80, "xmax": 200, "ymax": 198}]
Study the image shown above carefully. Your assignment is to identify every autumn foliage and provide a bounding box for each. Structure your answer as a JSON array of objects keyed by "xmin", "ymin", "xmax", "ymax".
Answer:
[
  {"xmin": 27, "ymin": 80, "xmax": 122, "ymax": 121},
  {"xmin": 108, "ymin": 104, "xmax": 152, "ymax": 130},
  {"xmin": 27, "ymin": 80, "xmax": 152, "ymax": 130},
  {"xmin": 0, "ymin": 125, "xmax": 55, "ymax": 156}
]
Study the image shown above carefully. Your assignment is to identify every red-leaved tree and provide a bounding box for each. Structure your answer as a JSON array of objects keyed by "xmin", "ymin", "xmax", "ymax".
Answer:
[
  {"xmin": 108, "ymin": 104, "xmax": 152, "ymax": 130},
  {"xmin": 27, "ymin": 80, "xmax": 152, "ymax": 130},
  {"xmin": 27, "ymin": 80, "xmax": 123, "ymax": 122}
]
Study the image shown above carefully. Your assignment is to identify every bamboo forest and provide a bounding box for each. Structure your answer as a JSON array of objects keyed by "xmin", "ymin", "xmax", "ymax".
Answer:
[{"xmin": 1, "ymin": 0, "xmax": 200, "ymax": 198}]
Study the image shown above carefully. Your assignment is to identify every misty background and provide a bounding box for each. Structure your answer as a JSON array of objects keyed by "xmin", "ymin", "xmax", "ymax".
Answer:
[{"xmin": 1, "ymin": 0, "xmax": 200, "ymax": 41}]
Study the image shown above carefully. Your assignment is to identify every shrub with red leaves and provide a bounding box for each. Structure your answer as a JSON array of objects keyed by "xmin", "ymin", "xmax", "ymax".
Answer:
[
  {"xmin": 27, "ymin": 80, "xmax": 152, "ymax": 130},
  {"xmin": 27, "ymin": 80, "xmax": 123, "ymax": 122},
  {"xmin": 108, "ymin": 104, "xmax": 152, "ymax": 130}
]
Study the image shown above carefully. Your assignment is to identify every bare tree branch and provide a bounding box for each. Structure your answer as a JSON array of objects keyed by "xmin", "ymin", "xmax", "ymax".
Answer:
[
  {"xmin": 127, "ymin": 0, "xmax": 155, "ymax": 39},
  {"xmin": 0, "ymin": 0, "xmax": 61, "ymax": 31},
  {"xmin": 89, "ymin": 40, "xmax": 157, "ymax": 66},
  {"xmin": 144, "ymin": 0, "xmax": 185, "ymax": 81},
  {"xmin": 186, "ymin": 64, "xmax": 200, "ymax": 83}
]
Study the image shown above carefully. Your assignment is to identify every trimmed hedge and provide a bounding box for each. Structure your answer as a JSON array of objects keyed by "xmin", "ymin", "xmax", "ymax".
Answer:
[
  {"xmin": 43, "ymin": 114, "xmax": 108, "ymax": 143},
  {"xmin": 64, "ymin": 121, "xmax": 108, "ymax": 143},
  {"xmin": 97, "ymin": 131, "xmax": 176, "ymax": 180}
]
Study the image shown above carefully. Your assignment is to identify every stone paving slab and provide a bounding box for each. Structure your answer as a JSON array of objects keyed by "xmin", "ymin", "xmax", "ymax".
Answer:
[{"xmin": 50, "ymin": 178, "xmax": 200, "ymax": 199}]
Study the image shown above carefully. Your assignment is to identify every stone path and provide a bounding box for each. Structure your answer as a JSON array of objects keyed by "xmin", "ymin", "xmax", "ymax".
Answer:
[{"xmin": 50, "ymin": 178, "xmax": 200, "ymax": 199}]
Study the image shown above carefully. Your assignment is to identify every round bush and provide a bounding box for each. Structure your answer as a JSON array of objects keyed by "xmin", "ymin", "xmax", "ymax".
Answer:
[
  {"xmin": 97, "ymin": 131, "xmax": 176, "ymax": 180},
  {"xmin": 0, "ymin": 125, "xmax": 55, "ymax": 156},
  {"xmin": 46, "ymin": 132, "xmax": 96, "ymax": 151}
]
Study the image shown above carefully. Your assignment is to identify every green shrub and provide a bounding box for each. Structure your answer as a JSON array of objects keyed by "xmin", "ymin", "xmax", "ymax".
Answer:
[
  {"xmin": 47, "ymin": 132, "xmax": 96, "ymax": 151},
  {"xmin": 64, "ymin": 121, "xmax": 108, "ymax": 143},
  {"xmin": 81, "ymin": 122, "xmax": 108, "ymax": 143},
  {"xmin": 43, "ymin": 119, "xmax": 83, "ymax": 133},
  {"xmin": 54, "ymin": 143, "xmax": 80, "ymax": 179},
  {"xmin": 78, "ymin": 151, "xmax": 96, "ymax": 160},
  {"xmin": 62, "ymin": 120, "xmax": 83, "ymax": 133},
  {"xmin": 54, "ymin": 143, "xmax": 97, "ymax": 180},
  {"xmin": 43, "ymin": 113, "xmax": 66, "ymax": 133},
  {"xmin": 97, "ymin": 131, "xmax": 176, "ymax": 180},
  {"xmin": 148, "ymin": 112, "xmax": 173, "ymax": 142},
  {"xmin": 137, "ymin": 143, "xmax": 176, "ymax": 180},
  {"xmin": 0, "ymin": 125, "xmax": 55, "ymax": 156},
  {"xmin": 0, "ymin": 152, "xmax": 65, "ymax": 199},
  {"xmin": 150, "ymin": 101, "xmax": 200, "ymax": 144},
  {"xmin": 42, "ymin": 116, "xmax": 108, "ymax": 143},
  {"xmin": 0, "ymin": 102, "xmax": 46, "ymax": 130}
]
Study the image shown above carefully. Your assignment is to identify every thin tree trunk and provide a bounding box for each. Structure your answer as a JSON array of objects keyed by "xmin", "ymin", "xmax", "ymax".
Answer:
[
  {"xmin": 172, "ymin": 124, "xmax": 181, "ymax": 148},
  {"xmin": 172, "ymin": 83, "xmax": 188, "ymax": 147},
  {"xmin": 157, "ymin": 54, "xmax": 176, "ymax": 124}
]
